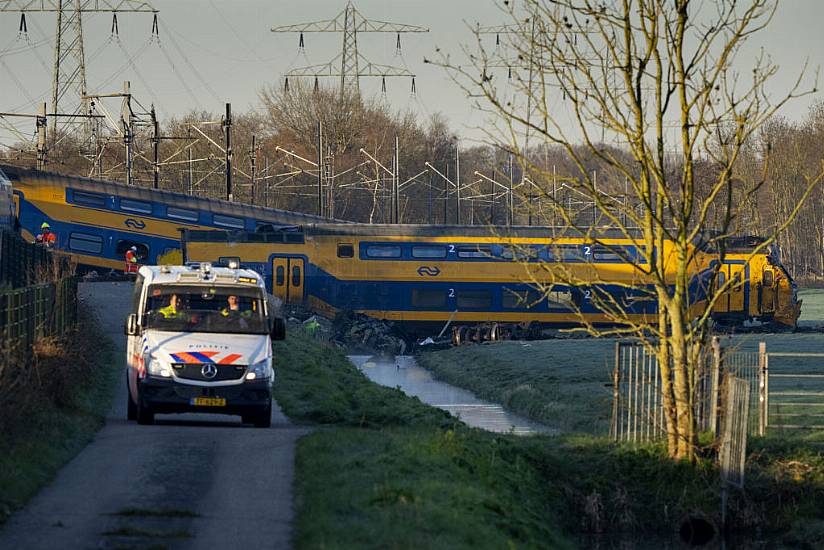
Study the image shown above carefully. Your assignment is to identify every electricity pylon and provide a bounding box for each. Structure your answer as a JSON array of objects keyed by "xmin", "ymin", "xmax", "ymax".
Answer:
[
  {"xmin": 271, "ymin": 0, "xmax": 428, "ymax": 98},
  {"xmin": 0, "ymin": 0, "xmax": 157, "ymax": 136}
]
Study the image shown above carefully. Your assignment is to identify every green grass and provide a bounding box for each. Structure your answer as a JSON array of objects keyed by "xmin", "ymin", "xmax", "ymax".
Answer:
[
  {"xmin": 274, "ymin": 325, "xmax": 824, "ymax": 548},
  {"xmin": 0, "ymin": 313, "xmax": 120, "ymax": 524},
  {"xmin": 417, "ymin": 339, "xmax": 616, "ymax": 433},
  {"xmin": 798, "ymin": 288, "xmax": 824, "ymax": 326}
]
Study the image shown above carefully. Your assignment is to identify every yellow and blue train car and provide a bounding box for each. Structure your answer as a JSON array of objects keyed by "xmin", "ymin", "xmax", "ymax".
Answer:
[
  {"xmin": 2, "ymin": 164, "xmax": 333, "ymax": 272},
  {"xmin": 181, "ymin": 225, "xmax": 728, "ymax": 333},
  {"xmin": 710, "ymin": 236, "xmax": 800, "ymax": 327}
]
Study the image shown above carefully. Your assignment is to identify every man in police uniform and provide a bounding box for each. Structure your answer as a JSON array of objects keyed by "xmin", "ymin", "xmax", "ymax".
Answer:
[{"xmin": 159, "ymin": 294, "xmax": 187, "ymax": 320}]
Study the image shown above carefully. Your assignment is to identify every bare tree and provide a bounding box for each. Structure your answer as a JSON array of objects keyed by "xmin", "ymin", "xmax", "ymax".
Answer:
[{"xmin": 434, "ymin": 0, "xmax": 823, "ymax": 460}]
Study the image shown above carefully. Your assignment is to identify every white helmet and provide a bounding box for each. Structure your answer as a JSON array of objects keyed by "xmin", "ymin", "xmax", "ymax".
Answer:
[{"xmin": 130, "ymin": 246, "xmax": 137, "ymax": 252}]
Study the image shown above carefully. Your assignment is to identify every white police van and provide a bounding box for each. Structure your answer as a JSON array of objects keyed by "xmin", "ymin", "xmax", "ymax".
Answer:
[{"xmin": 125, "ymin": 263, "xmax": 285, "ymax": 427}]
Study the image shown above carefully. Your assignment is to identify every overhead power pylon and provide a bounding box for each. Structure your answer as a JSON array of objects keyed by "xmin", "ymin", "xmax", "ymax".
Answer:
[
  {"xmin": 271, "ymin": 0, "xmax": 428, "ymax": 98},
  {"xmin": 0, "ymin": 0, "xmax": 157, "ymax": 137}
]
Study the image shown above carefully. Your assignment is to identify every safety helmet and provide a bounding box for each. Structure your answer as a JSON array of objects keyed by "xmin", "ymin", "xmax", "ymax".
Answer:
[
  {"xmin": 40, "ymin": 222, "xmax": 50, "ymax": 230},
  {"xmin": 130, "ymin": 246, "xmax": 137, "ymax": 251}
]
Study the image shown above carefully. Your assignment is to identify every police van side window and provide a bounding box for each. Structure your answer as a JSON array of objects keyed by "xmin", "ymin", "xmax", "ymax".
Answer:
[{"xmin": 132, "ymin": 274, "xmax": 144, "ymax": 313}]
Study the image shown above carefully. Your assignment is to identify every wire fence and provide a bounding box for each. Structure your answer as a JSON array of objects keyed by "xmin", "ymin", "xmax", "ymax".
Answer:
[
  {"xmin": 0, "ymin": 229, "xmax": 50, "ymax": 288},
  {"xmin": 610, "ymin": 337, "xmax": 762, "ymax": 444},
  {"xmin": 0, "ymin": 277, "xmax": 78, "ymax": 359}
]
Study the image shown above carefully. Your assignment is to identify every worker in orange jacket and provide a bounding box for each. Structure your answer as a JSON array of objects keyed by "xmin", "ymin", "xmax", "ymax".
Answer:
[
  {"xmin": 124, "ymin": 246, "xmax": 139, "ymax": 274},
  {"xmin": 35, "ymin": 222, "xmax": 56, "ymax": 248}
]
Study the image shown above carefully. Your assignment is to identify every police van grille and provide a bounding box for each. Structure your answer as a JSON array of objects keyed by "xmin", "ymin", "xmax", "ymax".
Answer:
[{"xmin": 172, "ymin": 363, "xmax": 247, "ymax": 381}]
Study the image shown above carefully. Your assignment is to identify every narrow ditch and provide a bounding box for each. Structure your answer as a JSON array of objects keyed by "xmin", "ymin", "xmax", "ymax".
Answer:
[{"xmin": 349, "ymin": 354, "xmax": 555, "ymax": 435}]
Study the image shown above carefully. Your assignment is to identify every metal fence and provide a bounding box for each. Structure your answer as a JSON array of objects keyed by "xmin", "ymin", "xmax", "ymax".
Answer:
[
  {"xmin": 719, "ymin": 377, "xmax": 751, "ymax": 489},
  {"xmin": 762, "ymin": 351, "xmax": 824, "ymax": 432},
  {"xmin": 610, "ymin": 337, "xmax": 762, "ymax": 443},
  {"xmin": 0, "ymin": 230, "xmax": 50, "ymax": 288},
  {"xmin": 0, "ymin": 277, "xmax": 78, "ymax": 358}
]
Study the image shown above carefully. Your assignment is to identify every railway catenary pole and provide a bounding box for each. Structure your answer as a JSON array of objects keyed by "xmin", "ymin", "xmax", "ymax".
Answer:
[
  {"xmin": 316, "ymin": 121, "xmax": 323, "ymax": 217},
  {"xmin": 36, "ymin": 102, "xmax": 48, "ymax": 170},
  {"xmin": 187, "ymin": 127, "xmax": 193, "ymax": 195},
  {"xmin": 250, "ymin": 134, "xmax": 257, "ymax": 205},
  {"xmin": 427, "ymin": 171, "xmax": 433, "ymax": 224},
  {"xmin": 224, "ymin": 103, "xmax": 233, "ymax": 201},
  {"xmin": 151, "ymin": 105, "xmax": 159, "ymax": 189},
  {"xmin": 122, "ymin": 81, "xmax": 133, "ymax": 186},
  {"xmin": 455, "ymin": 144, "xmax": 461, "ymax": 225},
  {"xmin": 508, "ymin": 152, "xmax": 514, "ymax": 226},
  {"xmin": 393, "ymin": 135, "xmax": 400, "ymax": 223},
  {"xmin": 444, "ymin": 164, "xmax": 449, "ymax": 224}
]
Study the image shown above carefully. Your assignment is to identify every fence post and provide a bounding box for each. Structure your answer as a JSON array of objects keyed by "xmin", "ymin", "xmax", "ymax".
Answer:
[
  {"xmin": 710, "ymin": 336, "xmax": 722, "ymax": 436},
  {"xmin": 758, "ymin": 341, "xmax": 767, "ymax": 436},
  {"xmin": 611, "ymin": 341, "xmax": 621, "ymax": 440}
]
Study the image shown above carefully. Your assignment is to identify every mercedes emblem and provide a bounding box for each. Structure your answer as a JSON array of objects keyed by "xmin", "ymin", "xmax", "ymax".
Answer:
[{"xmin": 201, "ymin": 363, "xmax": 218, "ymax": 379}]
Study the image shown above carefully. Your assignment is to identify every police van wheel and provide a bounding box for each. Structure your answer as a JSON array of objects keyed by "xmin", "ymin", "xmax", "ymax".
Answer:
[
  {"xmin": 136, "ymin": 395, "xmax": 154, "ymax": 425},
  {"xmin": 127, "ymin": 393, "xmax": 137, "ymax": 421},
  {"xmin": 252, "ymin": 402, "xmax": 272, "ymax": 428}
]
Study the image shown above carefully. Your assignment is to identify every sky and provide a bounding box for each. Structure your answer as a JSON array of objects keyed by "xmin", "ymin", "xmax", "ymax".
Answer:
[{"xmin": 1, "ymin": 0, "xmax": 822, "ymax": 148}]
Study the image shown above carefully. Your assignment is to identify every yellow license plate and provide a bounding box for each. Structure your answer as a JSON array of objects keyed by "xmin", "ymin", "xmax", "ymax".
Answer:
[{"xmin": 191, "ymin": 397, "xmax": 226, "ymax": 407}]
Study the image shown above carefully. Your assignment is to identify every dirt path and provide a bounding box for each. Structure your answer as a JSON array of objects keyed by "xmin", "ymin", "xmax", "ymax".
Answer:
[{"xmin": 0, "ymin": 282, "xmax": 307, "ymax": 550}]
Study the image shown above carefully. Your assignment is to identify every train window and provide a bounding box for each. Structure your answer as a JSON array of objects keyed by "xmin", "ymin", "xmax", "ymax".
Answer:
[
  {"xmin": 337, "ymin": 243, "xmax": 354, "ymax": 258},
  {"xmin": 553, "ymin": 246, "xmax": 584, "ymax": 261},
  {"xmin": 120, "ymin": 198, "xmax": 152, "ymax": 214},
  {"xmin": 116, "ymin": 240, "xmax": 149, "ymax": 260},
  {"xmin": 292, "ymin": 265, "xmax": 301, "ymax": 287},
  {"xmin": 763, "ymin": 269, "xmax": 774, "ymax": 287},
  {"xmin": 411, "ymin": 289, "xmax": 447, "ymax": 308},
  {"xmin": 69, "ymin": 232, "xmax": 103, "ymax": 254},
  {"xmin": 275, "ymin": 266, "xmax": 285, "ymax": 286},
  {"xmin": 501, "ymin": 246, "xmax": 539, "ymax": 261},
  {"xmin": 457, "ymin": 245, "xmax": 493, "ymax": 259},
  {"xmin": 732, "ymin": 272, "xmax": 742, "ymax": 292},
  {"xmin": 412, "ymin": 245, "xmax": 447, "ymax": 259},
  {"xmin": 167, "ymin": 207, "xmax": 199, "ymax": 222},
  {"xmin": 457, "ymin": 290, "xmax": 492, "ymax": 309},
  {"xmin": 502, "ymin": 289, "xmax": 541, "ymax": 309},
  {"xmin": 366, "ymin": 245, "xmax": 401, "ymax": 258},
  {"xmin": 213, "ymin": 214, "xmax": 244, "ymax": 229},
  {"xmin": 592, "ymin": 245, "xmax": 623, "ymax": 262},
  {"xmin": 716, "ymin": 271, "xmax": 726, "ymax": 291},
  {"xmin": 72, "ymin": 191, "xmax": 106, "ymax": 208},
  {"xmin": 547, "ymin": 289, "xmax": 575, "ymax": 309}
]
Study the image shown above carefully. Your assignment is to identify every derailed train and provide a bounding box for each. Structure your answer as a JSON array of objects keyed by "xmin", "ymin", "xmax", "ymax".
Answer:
[
  {"xmin": 180, "ymin": 225, "xmax": 801, "ymax": 334},
  {"xmin": 3, "ymin": 163, "xmax": 801, "ymax": 332}
]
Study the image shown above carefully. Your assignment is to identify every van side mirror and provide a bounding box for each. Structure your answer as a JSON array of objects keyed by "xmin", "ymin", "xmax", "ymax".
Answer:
[
  {"xmin": 125, "ymin": 313, "xmax": 139, "ymax": 336},
  {"xmin": 270, "ymin": 317, "xmax": 286, "ymax": 341}
]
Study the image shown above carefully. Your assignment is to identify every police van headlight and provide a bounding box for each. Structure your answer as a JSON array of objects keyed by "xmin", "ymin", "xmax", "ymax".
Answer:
[
  {"xmin": 246, "ymin": 358, "xmax": 272, "ymax": 381},
  {"xmin": 145, "ymin": 353, "xmax": 172, "ymax": 378}
]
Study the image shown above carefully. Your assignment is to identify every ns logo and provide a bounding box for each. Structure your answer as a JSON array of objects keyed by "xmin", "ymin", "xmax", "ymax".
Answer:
[{"xmin": 124, "ymin": 218, "xmax": 146, "ymax": 230}]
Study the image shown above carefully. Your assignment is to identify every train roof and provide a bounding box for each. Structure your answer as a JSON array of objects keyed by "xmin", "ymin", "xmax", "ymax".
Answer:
[{"xmin": 0, "ymin": 164, "xmax": 345, "ymax": 226}]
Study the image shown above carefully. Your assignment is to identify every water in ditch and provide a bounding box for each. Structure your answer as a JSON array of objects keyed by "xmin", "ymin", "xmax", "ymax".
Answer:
[{"xmin": 348, "ymin": 354, "xmax": 554, "ymax": 435}]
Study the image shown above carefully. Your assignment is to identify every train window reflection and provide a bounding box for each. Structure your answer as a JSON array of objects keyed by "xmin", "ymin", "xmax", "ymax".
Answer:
[
  {"xmin": 411, "ymin": 289, "xmax": 446, "ymax": 308},
  {"xmin": 457, "ymin": 246, "xmax": 493, "ymax": 259},
  {"xmin": 412, "ymin": 245, "xmax": 447, "ymax": 259},
  {"xmin": 366, "ymin": 245, "xmax": 401, "ymax": 258},
  {"xmin": 457, "ymin": 290, "xmax": 492, "ymax": 309}
]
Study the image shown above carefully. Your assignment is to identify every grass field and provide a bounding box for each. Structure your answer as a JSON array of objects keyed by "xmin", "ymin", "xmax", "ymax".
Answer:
[
  {"xmin": 418, "ymin": 289, "xmax": 824, "ymax": 435},
  {"xmin": 274, "ymin": 324, "xmax": 824, "ymax": 548}
]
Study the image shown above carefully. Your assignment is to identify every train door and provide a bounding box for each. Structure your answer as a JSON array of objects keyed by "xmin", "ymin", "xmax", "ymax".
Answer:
[
  {"xmin": 761, "ymin": 267, "xmax": 775, "ymax": 313},
  {"xmin": 727, "ymin": 263, "xmax": 746, "ymax": 313},
  {"xmin": 272, "ymin": 257, "xmax": 305, "ymax": 304},
  {"xmin": 713, "ymin": 263, "xmax": 747, "ymax": 314}
]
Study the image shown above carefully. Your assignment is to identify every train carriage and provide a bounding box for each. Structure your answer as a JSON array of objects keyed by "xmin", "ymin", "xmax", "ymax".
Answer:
[
  {"xmin": 181, "ymin": 224, "xmax": 742, "ymax": 334},
  {"xmin": 2, "ymin": 164, "xmax": 337, "ymax": 273}
]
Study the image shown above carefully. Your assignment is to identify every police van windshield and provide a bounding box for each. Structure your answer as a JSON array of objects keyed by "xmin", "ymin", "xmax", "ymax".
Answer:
[{"xmin": 144, "ymin": 285, "xmax": 267, "ymax": 334}]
